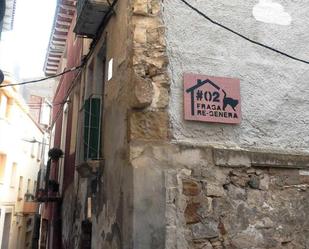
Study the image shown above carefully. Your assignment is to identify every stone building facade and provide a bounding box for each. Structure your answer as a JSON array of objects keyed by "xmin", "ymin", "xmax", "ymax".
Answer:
[{"xmin": 43, "ymin": 0, "xmax": 309, "ymax": 248}]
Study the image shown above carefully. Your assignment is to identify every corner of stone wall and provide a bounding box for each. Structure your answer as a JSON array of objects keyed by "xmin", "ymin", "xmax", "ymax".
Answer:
[{"xmin": 129, "ymin": 0, "xmax": 171, "ymax": 142}]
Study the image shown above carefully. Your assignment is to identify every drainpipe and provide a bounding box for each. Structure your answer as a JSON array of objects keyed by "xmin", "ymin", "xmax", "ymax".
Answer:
[
  {"xmin": 0, "ymin": 0, "xmax": 5, "ymax": 36},
  {"xmin": 0, "ymin": 69, "xmax": 4, "ymax": 84}
]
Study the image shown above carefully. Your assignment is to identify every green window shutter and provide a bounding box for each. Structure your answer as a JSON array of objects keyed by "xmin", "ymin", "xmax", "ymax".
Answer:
[
  {"xmin": 83, "ymin": 97, "xmax": 101, "ymax": 160},
  {"xmin": 89, "ymin": 98, "xmax": 101, "ymax": 159},
  {"xmin": 84, "ymin": 98, "xmax": 90, "ymax": 161}
]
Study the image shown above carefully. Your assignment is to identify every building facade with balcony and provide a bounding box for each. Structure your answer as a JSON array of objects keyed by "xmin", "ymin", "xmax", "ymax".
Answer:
[
  {"xmin": 44, "ymin": 0, "xmax": 309, "ymax": 248},
  {"xmin": 0, "ymin": 73, "xmax": 44, "ymax": 249}
]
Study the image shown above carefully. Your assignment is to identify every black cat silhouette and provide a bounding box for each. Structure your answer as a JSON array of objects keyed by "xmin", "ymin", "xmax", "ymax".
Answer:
[{"xmin": 222, "ymin": 89, "xmax": 238, "ymax": 111}]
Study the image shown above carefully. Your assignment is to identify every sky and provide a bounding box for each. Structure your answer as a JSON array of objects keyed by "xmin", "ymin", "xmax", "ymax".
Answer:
[{"xmin": 0, "ymin": 0, "xmax": 57, "ymax": 79}]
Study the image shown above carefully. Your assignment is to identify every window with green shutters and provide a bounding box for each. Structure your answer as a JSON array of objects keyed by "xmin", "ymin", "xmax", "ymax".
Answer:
[{"xmin": 83, "ymin": 95, "xmax": 102, "ymax": 161}]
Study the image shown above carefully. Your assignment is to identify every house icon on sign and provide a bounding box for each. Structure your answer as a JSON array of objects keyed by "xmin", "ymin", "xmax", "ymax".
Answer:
[{"xmin": 185, "ymin": 79, "xmax": 221, "ymax": 116}]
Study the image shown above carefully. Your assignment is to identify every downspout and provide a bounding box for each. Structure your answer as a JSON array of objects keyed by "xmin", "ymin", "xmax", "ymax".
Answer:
[
  {"xmin": 0, "ymin": 0, "xmax": 5, "ymax": 22},
  {"xmin": 0, "ymin": 0, "xmax": 5, "ymax": 36}
]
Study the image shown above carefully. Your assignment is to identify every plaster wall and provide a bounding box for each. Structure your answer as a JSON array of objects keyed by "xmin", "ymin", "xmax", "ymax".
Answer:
[
  {"xmin": 0, "ymin": 86, "xmax": 43, "ymax": 249},
  {"xmin": 60, "ymin": 0, "xmax": 133, "ymax": 248},
  {"xmin": 0, "ymin": 90, "xmax": 42, "ymax": 205},
  {"xmin": 90, "ymin": 0, "xmax": 132, "ymax": 247},
  {"xmin": 163, "ymin": 0, "xmax": 309, "ymax": 151}
]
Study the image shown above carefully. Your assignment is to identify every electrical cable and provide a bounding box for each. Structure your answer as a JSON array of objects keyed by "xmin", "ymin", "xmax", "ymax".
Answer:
[
  {"xmin": 0, "ymin": 65, "xmax": 83, "ymax": 88},
  {"xmin": 49, "ymin": 67, "xmax": 82, "ymax": 130},
  {"xmin": 179, "ymin": 0, "xmax": 309, "ymax": 65},
  {"xmin": 1, "ymin": 0, "xmax": 308, "ymax": 91},
  {"xmin": 27, "ymin": 100, "xmax": 70, "ymax": 106},
  {"xmin": 49, "ymin": 0, "xmax": 117, "ymax": 130}
]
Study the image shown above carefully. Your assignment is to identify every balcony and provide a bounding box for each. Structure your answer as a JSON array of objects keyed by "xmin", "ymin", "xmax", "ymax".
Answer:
[
  {"xmin": 36, "ymin": 180, "xmax": 62, "ymax": 203},
  {"xmin": 74, "ymin": 0, "xmax": 110, "ymax": 37},
  {"xmin": 36, "ymin": 189, "xmax": 62, "ymax": 203},
  {"xmin": 23, "ymin": 201, "xmax": 38, "ymax": 214}
]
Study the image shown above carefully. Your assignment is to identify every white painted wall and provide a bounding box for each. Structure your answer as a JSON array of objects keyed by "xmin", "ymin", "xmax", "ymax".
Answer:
[
  {"xmin": 0, "ymin": 79, "xmax": 43, "ymax": 249},
  {"xmin": 0, "ymin": 95, "xmax": 42, "ymax": 205},
  {"xmin": 163, "ymin": 0, "xmax": 309, "ymax": 151}
]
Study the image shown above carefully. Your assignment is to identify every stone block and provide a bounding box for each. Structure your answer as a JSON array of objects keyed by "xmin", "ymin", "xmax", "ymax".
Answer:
[
  {"xmin": 229, "ymin": 171, "xmax": 250, "ymax": 188},
  {"xmin": 129, "ymin": 111, "xmax": 169, "ymax": 140},
  {"xmin": 269, "ymin": 169, "xmax": 301, "ymax": 187},
  {"xmin": 255, "ymin": 217, "xmax": 274, "ymax": 229},
  {"xmin": 196, "ymin": 196, "xmax": 212, "ymax": 219},
  {"xmin": 144, "ymin": 56, "xmax": 168, "ymax": 70},
  {"xmin": 166, "ymin": 203, "xmax": 177, "ymax": 226},
  {"xmin": 132, "ymin": 15, "xmax": 161, "ymax": 29},
  {"xmin": 129, "ymin": 144, "xmax": 145, "ymax": 161},
  {"xmin": 165, "ymin": 170, "xmax": 177, "ymax": 188},
  {"xmin": 133, "ymin": 26, "xmax": 147, "ymax": 44},
  {"xmin": 230, "ymin": 228, "xmax": 264, "ymax": 248},
  {"xmin": 193, "ymin": 240, "xmax": 213, "ymax": 249},
  {"xmin": 172, "ymin": 149, "xmax": 203, "ymax": 168},
  {"xmin": 147, "ymin": 26, "xmax": 165, "ymax": 44},
  {"xmin": 150, "ymin": 0, "xmax": 160, "ymax": 15},
  {"xmin": 248, "ymin": 175, "xmax": 260, "ymax": 189},
  {"xmin": 133, "ymin": 0, "xmax": 148, "ymax": 15},
  {"xmin": 185, "ymin": 202, "xmax": 201, "ymax": 224},
  {"xmin": 210, "ymin": 239, "xmax": 223, "ymax": 249},
  {"xmin": 166, "ymin": 226, "xmax": 177, "ymax": 249},
  {"xmin": 217, "ymin": 220, "xmax": 227, "ymax": 236},
  {"xmin": 130, "ymin": 74, "xmax": 154, "ymax": 108},
  {"xmin": 214, "ymin": 148, "xmax": 309, "ymax": 169},
  {"xmin": 191, "ymin": 218, "xmax": 219, "ymax": 240},
  {"xmin": 206, "ymin": 183, "xmax": 225, "ymax": 197},
  {"xmin": 226, "ymin": 184, "xmax": 246, "ymax": 200},
  {"xmin": 157, "ymin": 86, "xmax": 169, "ymax": 108},
  {"xmin": 182, "ymin": 179, "xmax": 201, "ymax": 196},
  {"xmin": 152, "ymin": 73, "xmax": 170, "ymax": 86},
  {"xmin": 176, "ymin": 229, "xmax": 190, "ymax": 249},
  {"xmin": 251, "ymin": 152, "xmax": 309, "ymax": 169},
  {"xmin": 178, "ymin": 169, "xmax": 192, "ymax": 177},
  {"xmin": 214, "ymin": 148, "xmax": 251, "ymax": 168},
  {"xmin": 133, "ymin": 62, "xmax": 146, "ymax": 76},
  {"xmin": 247, "ymin": 189, "xmax": 265, "ymax": 207},
  {"xmin": 259, "ymin": 174, "xmax": 270, "ymax": 190},
  {"xmin": 152, "ymin": 85, "xmax": 169, "ymax": 109},
  {"xmin": 166, "ymin": 187, "xmax": 177, "ymax": 204}
]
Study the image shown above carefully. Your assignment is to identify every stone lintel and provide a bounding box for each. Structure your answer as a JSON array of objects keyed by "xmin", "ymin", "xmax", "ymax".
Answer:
[
  {"xmin": 214, "ymin": 148, "xmax": 309, "ymax": 169},
  {"xmin": 213, "ymin": 148, "xmax": 251, "ymax": 168}
]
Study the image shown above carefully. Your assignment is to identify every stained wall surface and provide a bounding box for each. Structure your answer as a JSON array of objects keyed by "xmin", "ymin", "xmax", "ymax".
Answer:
[{"xmin": 163, "ymin": 0, "xmax": 309, "ymax": 151}]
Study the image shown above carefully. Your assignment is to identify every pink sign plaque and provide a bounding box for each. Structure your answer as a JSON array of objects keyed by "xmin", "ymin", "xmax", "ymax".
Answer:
[{"xmin": 184, "ymin": 73, "xmax": 241, "ymax": 124}]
